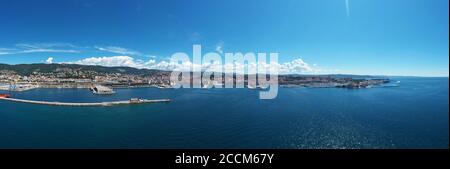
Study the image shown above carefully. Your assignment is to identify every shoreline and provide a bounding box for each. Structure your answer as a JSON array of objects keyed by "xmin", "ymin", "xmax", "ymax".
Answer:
[{"xmin": 0, "ymin": 82, "xmax": 401, "ymax": 92}]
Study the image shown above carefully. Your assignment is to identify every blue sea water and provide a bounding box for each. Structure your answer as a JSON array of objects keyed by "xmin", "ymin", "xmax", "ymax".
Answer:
[{"xmin": 0, "ymin": 77, "xmax": 448, "ymax": 149}]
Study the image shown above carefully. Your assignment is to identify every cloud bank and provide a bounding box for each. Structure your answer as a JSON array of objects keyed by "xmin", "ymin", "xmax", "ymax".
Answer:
[
  {"xmin": 1, "ymin": 42, "xmax": 331, "ymax": 74},
  {"xmin": 67, "ymin": 55, "xmax": 321, "ymax": 74}
]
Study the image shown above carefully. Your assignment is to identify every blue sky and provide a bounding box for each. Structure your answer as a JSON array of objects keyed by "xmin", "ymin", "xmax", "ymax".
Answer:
[{"xmin": 0, "ymin": 0, "xmax": 448, "ymax": 76}]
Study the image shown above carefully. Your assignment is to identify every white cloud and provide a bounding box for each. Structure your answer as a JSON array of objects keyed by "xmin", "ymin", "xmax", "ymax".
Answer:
[
  {"xmin": 95, "ymin": 46, "xmax": 142, "ymax": 56},
  {"xmin": 46, "ymin": 57, "xmax": 54, "ymax": 64},
  {"xmin": 1, "ymin": 43, "xmax": 146, "ymax": 56},
  {"xmin": 70, "ymin": 56, "xmax": 145, "ymax": 68},
  {"xmin": 67, "ymin": 55, "xmax": 325, "ymax": 74},
  {"xmin": 0, "ymin": 48, "xmax": 15, "ymax": 55},
  {"xmin": 0, "ymin": 43, "xmax": 80, "ymax": 55},
  {"xmin": 279, "ymin": 58, "xmax": 313, "ymax": 74},
  {"xmin": 1, "ymin": 43, "xmax": 157, "ymax": 65},
  {"xmin": 20, "ymin": 49, "xmax": 79, "ymax": 54},
  {"xmin": 15, "ymin": 43, "xmax": 77, "ymax": 49}
]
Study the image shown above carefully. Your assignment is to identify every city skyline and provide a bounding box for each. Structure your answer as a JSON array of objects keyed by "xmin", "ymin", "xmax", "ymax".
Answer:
[{"xmin": 0, "ymin": 0, "xmax": 448, "ymax": 77}]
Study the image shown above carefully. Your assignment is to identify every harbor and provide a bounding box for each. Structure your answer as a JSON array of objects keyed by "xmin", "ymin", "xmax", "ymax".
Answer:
[
  {"xmin": 0, "ymin": 95, "xmax": 170, "ymax": 107},
  {"xmin": 0, "ymin": 84, "xmax": 171, "ymax": 107}
]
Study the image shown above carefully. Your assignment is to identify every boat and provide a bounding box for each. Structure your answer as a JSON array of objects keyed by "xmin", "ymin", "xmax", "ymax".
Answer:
[
  {"xmin": 248, "ymin": 84, "xmax": 268, "ymax": 90},
  {"xmin": 0, "ymin": 94, "xmax": 11, "ymax": 98}
]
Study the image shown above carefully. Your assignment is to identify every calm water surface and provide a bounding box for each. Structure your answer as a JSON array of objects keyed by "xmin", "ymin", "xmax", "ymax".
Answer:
[{"xmin": 0, "ymin": 77, "xmax": 448, "ymax": 148}]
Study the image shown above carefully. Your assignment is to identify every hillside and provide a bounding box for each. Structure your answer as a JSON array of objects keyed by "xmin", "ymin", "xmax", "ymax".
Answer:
[{"xmin": 0, "ymin": 63, "xmax": 167, "ymax": 76}]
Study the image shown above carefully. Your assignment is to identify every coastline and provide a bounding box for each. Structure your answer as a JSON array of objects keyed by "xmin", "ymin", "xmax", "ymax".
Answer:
[{"xmin": 0, "ymin": 80, "xmax": 399, "ymax": 92}]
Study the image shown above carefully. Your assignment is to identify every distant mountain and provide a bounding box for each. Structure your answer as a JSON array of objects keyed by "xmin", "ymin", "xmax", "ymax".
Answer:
[{"xmin": 0, "ymin": 63, "xmax": 168, "ymax": 76}]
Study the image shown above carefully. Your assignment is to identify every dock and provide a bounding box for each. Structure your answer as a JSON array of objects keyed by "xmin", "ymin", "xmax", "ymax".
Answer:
[{"xmin": 0, "ymin": 97, "xmax": 170, "ymax": 107}]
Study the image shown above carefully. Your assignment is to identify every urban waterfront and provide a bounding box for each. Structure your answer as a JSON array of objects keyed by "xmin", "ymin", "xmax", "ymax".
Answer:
[{"xmin": 0, "ymin": 77, "xmax": 448, "ymax": 149}]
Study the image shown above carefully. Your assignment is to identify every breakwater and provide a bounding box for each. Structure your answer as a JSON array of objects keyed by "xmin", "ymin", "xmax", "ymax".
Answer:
[{"xmin": 0, "ymin": 97, "xmax": 170, "ymax": 106}]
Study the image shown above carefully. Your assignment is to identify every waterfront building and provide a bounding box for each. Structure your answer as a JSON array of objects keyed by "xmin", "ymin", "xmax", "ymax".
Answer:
[{"xmin": 90, "ymin": 85, "xmax": 115, "ymax": 94}]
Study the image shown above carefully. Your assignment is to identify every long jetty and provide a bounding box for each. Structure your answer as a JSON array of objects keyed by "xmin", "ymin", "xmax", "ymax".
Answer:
[{"xmin": 0, "ymin": 97, "xmax": 170, "ymax": 107}]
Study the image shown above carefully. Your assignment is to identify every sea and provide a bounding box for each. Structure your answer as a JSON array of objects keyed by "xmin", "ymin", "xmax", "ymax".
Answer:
[{"xmin": 0, "ymin": 77, "xmax": 448, "ymax": 149}]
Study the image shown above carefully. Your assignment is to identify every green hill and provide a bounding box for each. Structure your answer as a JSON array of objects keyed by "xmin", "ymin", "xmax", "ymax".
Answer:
[{"xmin": 0, "ymin": 63, "xmax": 167, "ymax": 76}]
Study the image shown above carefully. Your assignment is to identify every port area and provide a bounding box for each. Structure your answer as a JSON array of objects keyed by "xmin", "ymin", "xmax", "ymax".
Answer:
[
  {"xmin": 0, "ymin": 83, "xmax": 39, "ymax": 91},
  {"xmin": 0, "ymin": 97, "xmax": 170, "ymax": 107}
]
